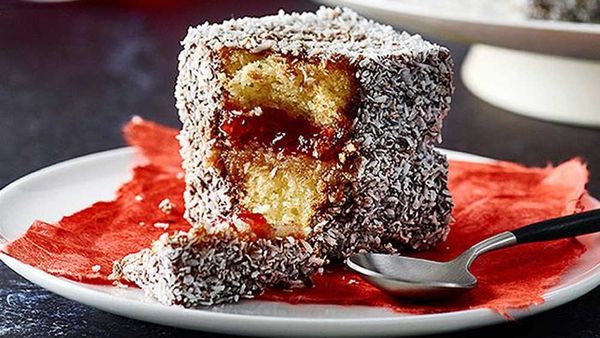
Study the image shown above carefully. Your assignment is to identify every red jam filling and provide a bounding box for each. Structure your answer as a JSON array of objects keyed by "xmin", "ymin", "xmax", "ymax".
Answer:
[
  {"xmin": 219, "ymin": 106, "xmax": 346, "ymax": 161},
  {"xmin": 236, "ymin": 212, "xmax": 273, "ymax": 238}
]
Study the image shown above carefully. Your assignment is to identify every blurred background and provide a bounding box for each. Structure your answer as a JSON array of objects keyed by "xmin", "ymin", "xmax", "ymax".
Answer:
[{"xmin": 1, "ymin": 0, "xmax": 600, "ymax": 337}]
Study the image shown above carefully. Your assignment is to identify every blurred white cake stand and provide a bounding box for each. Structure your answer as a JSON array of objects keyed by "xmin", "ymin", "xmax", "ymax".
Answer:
[{"xmin": 319, "ymin": 0, "xmax": 600, "ymax": 127}]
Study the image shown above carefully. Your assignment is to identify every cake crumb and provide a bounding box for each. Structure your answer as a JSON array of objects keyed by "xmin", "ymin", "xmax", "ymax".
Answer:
[
  {"xmin": 249, "ymin": 106, "xmax": 263, "ymax": 116},
  {"xmin": 153, "ymin": 222, "xmax": 170, "ymax": 230},
  {"xmin": 344, "ymin": 143, "xmax": 357, "ymax": 153},
  {"xmin": 134, "ymin": 194, "xmax": 144, "ymax": 202},
  {"xmin": 131, "ymin": 115, "xmax": 143, "ymax": 124},
  {"xmin": 91, "ymin": 265, "xmax": 101, "ymax": 273},
  {"xmin": 113, "ymin": 280, "xmax": 129, "ymax": 288},
  {"xmin": 250, "ymin": 40, "xmax": 274, "ymax": 53},
  {"xmin": 269, "ymin": 167, "xmax": 278, "ymax": 178},
  {"xmin": 158, "ymin": 198, "xmax": 175, "ymax": 214}
]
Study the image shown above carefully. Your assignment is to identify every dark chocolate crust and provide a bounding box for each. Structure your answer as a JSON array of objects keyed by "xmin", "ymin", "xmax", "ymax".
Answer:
[{"xmin": 112, "ymin": 225, "xmax": 323, "ymax": 307}]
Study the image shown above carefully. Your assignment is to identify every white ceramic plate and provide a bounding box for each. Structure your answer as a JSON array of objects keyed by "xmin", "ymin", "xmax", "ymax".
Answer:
[
  {"xmin": 318, "ymin": 0, "xmax": 600, "ymax": 59},
  {"xmin": 1, "ymin": 148, "xmax": 599, "ymax": 337}
]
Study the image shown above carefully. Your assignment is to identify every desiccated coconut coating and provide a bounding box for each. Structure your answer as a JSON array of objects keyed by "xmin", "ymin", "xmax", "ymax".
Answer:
[
  {"xmin": 315, "ymin": 144, "xmax": 453, "ymax": 260},
  {"xmin": 177, "ymin": 6, "xmax": 453, "ymax": 248},
  {"xmin": 526, "ymin": 0, "xmax": 600, "ymax": 22},
  {"xmin": 116, "ymin": 7, "xmax": 454, "ymax": 306},
  {"xmin": 112, "ymin": 223, "xmax": 323, "ymax": 307}
]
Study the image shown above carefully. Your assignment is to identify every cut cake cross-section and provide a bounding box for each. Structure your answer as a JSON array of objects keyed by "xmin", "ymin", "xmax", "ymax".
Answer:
[{"xmin": 113, "ymin": 7, "xmax": 454, "ymax": 307}]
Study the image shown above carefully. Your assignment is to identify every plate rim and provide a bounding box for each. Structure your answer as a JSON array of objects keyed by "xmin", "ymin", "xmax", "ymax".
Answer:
[{"xmin": 1, "ymin": 147, "xmax": 599, "ymax": 336}]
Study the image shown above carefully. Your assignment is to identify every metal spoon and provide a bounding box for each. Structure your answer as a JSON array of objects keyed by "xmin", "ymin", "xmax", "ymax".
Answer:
[{"xmin": 347, "ymin": 208, "xmax": 600, "ymax": 299}]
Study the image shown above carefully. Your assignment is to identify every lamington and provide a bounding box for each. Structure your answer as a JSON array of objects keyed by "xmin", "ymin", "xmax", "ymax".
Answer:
[
  {"xmin": 525, "ymin": 0, "xmax": 600, "ymax": 22},
  {"xmin": 112, "ymin": 7, "xmax": 454, "ymax": 307}
]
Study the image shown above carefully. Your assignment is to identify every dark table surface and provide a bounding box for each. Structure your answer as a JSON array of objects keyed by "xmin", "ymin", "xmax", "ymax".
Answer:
[{"xmin": 2, "ymin": 0, "xmax": 600, "ymax": 337}]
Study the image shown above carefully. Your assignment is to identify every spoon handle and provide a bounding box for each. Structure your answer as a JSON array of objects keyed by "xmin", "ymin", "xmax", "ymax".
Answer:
[{"xmin": 511, "ymin": 208, "xmax": 600, "ymax": 244}]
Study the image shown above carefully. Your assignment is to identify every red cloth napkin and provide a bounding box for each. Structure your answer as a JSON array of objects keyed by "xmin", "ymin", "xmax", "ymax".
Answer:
[{"xmin": 2, "ymin": 118, "xmax": 590, "ymax": 315}]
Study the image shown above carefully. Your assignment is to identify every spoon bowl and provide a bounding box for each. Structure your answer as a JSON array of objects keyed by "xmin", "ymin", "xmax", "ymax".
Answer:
[
  {"xmin": 347, "ymin": 209, "xmax": 600, "ymax": 299},
  {"xmin": 347, "ymin": 253, "xmax": 476, "ymax": 299}
]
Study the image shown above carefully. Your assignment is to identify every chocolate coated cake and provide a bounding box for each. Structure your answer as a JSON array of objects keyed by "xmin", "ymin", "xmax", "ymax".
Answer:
[
  {"xmin": 113, "ymin": 7, "xmax": 454, "ymax": 307},
  {"xmin": 526, "ymin": 0, "xmax": 600, "ymax": 22}
]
